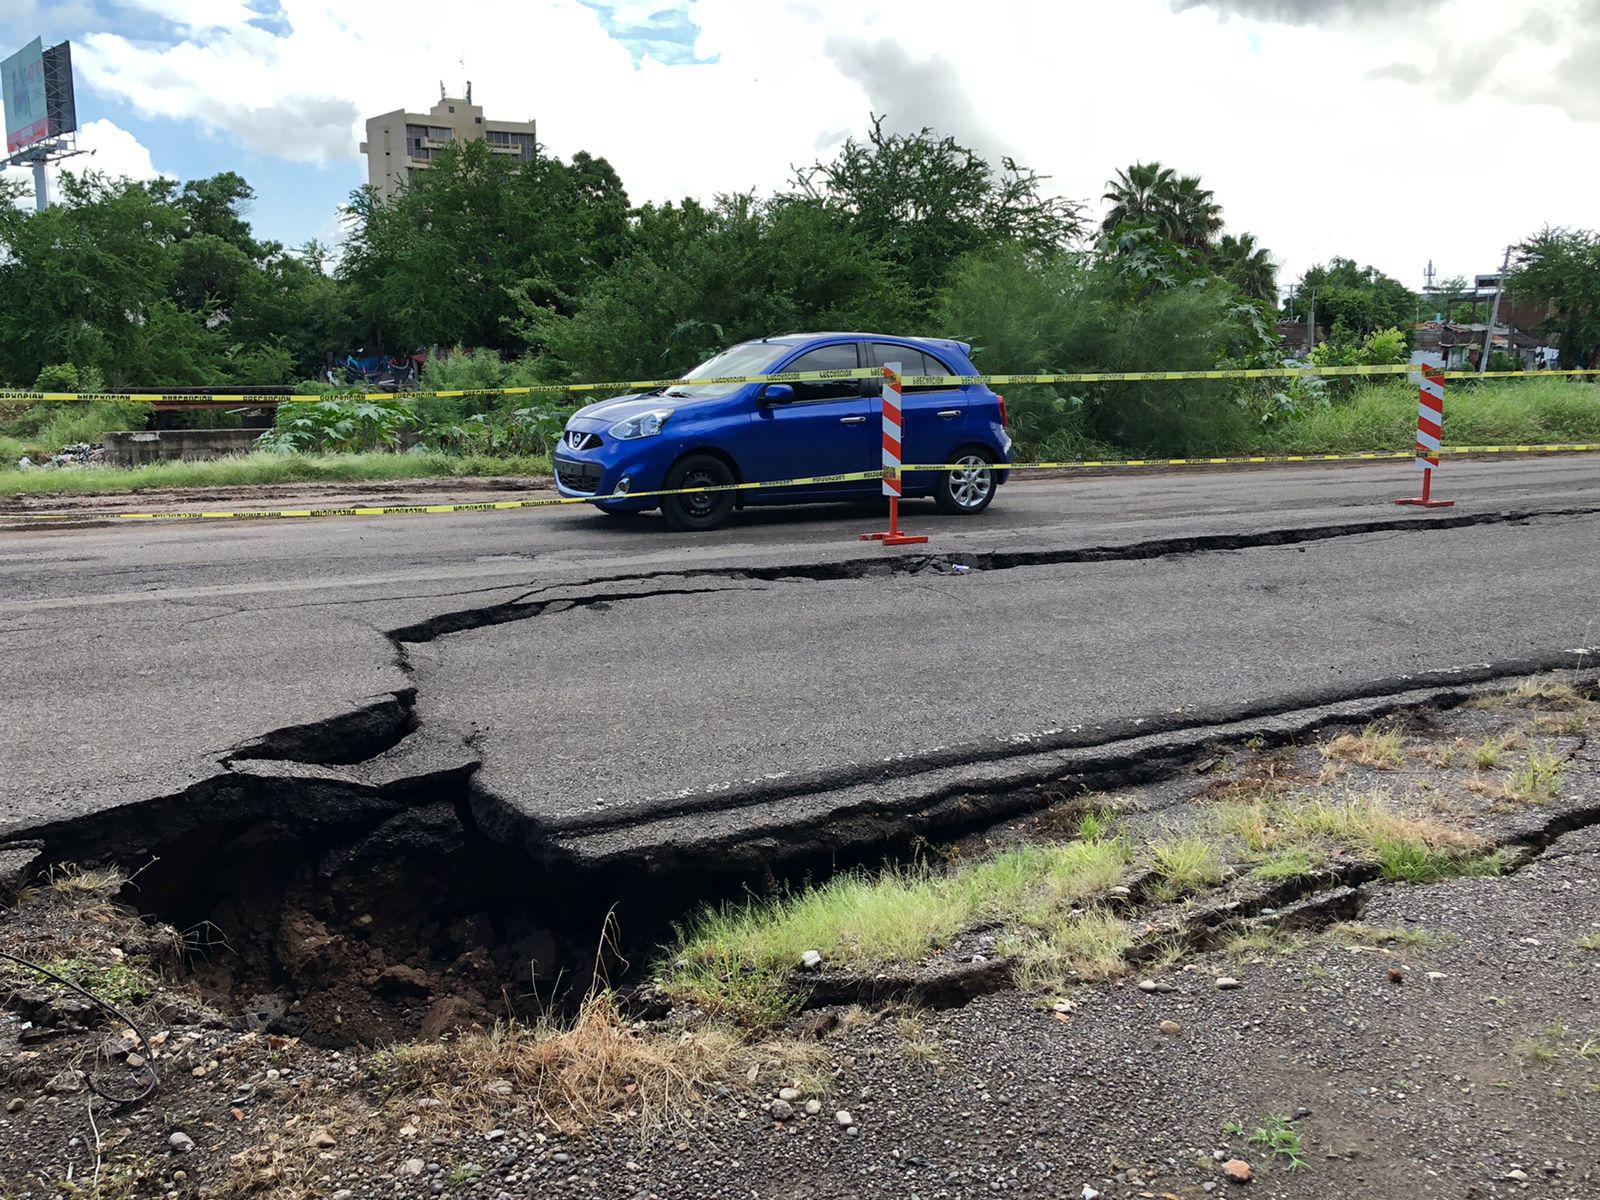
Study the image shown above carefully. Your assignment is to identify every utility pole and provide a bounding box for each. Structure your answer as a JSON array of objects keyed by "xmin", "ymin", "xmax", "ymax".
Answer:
[
  {"xmin": 1479, "ymin": 245, "xmax": 1511, "ymax": 376},
  {"xmin": 1306, "ymin": 288, "xmax": 1316, "ymax": 354}
]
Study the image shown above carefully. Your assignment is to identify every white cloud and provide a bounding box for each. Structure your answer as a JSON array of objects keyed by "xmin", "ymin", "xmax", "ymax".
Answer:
[
  {"xmin": 60, "ymin": 0, "xmax": 1600, "ymax": 289},
  {"xmin": 6, "ymin": 119, "xmax": 166, "ymax": 207}
]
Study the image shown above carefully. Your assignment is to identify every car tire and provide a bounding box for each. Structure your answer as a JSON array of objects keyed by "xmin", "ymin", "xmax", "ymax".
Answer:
[
  {"xmin": 933, "ymin": 448, "xmax": 997, "ymax": 515},
  {"xmin": 661, "ymin": 453, "xmax": 738, "ymax": 532}
]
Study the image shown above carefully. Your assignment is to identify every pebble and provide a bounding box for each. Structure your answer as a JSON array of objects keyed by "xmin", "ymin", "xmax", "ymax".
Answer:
[
  {"xmin": 1215, "ymin": 977, "xmax": 1243, "ymax": 990},
  {"xmin": 5, "ymin": 1098, "xmax": 22, "ymax": 1113},
  {"xmin": 835, "ymin": 1109, "xmax": 856, "ymax": 1128},
  {"xmin": 805, "ymin": 1099, "xmax": 823, "ymax": 1115},
  {"xmin": 485, "ymin": 1129, "xmax": 505, "ymax": 1142},
  {"xmin": 800, "ymin": 949, "xmax": 823, "ymax": 970},
  {"xmin": 1221, "ymin": 1158, "xmax": 1253, "ymax": 1183},
  {"xmin": 1138, "ymin": 979, "xmax": 1175, "ymax": 993},
  {"xmin": 311, "ymin": 1130, "xmax": 337, "ymax": 1149},
  {"xmin": 1082, "ymin": 1187, "xmax": 1102, "ymax": 1199},
  {"xmin": 1505, "ymin": 1169, "xmax": 1530, "ymax": 1181},
  {"xmin": 1159, "ymin": 1020, "xmax": 1182, "ymax": 1036},
  {"xmin": 769, "ymin": 1099, "xmax": 794, "ymax": 1121},
  {"xmin": 332, "ymin": 1191, "xmax": 353, "ymax": 1200},
  {"xmin": 1051, "ymin": 1000, "xmax": 1073, "ymax": 1013},
  {"xmin": 400, "ymin": 1159, "xmax": 426, "ymax": 1177},
  {"xmin": 778, "ymin": 1087, "xmax": 801, "ymax": 1102},
  {"xmin": 168, "ymin": 1132, "xmax": 194, "ymax": 1153}
]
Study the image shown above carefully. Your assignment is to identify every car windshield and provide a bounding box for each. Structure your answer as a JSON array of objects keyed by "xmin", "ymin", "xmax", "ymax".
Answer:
[{"xmin": 661, "ymin": 343, "xmax": 786, "ymax": 400}]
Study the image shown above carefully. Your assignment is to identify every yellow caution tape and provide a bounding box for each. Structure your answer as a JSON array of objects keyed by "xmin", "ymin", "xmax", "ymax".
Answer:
[
  {"xmin": 17, "ymin": 361, "xmax": 1600, "ymax": 406},
  {"xmin": 9, "ymin": 443, "xmax": 1598, "ymax": 524}
]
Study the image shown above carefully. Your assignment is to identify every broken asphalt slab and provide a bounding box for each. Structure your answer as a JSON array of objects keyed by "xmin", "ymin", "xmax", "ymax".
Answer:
[{"xmin": 3, "ymin": 462, "xmax": 1599, "ymax": 874}]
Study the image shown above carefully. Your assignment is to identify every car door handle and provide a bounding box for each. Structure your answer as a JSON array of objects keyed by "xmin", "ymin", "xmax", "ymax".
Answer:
[
  {"xmin": 839, "ymin": 415, "xmax": 866, "ymax": 424},
  {"xmin": 936, "ymin": 409, "xmax": 961, "ymax": 419}
]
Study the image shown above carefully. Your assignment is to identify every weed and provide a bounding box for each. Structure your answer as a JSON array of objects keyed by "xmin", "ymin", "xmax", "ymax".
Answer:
[
  {"xmin": 1326, "ymin": 923, "xmax": 1438, "ymax": 949},
  {"xmin": 35, "ymin": 955, "xmax": 157, "ymax": 1009},
  {"xmin": 45, "ymin": 863, "xmax": 128, "ymax": 897},
  {"xmin": 663, "ymin": 841, "xmax": 1129, "ymax": 1024},
  {"xmin": 1148, "ymin": 835, "xmax": 1227, "ymax": 895},
  {"xmin": 1511, "ymin": 678, "xmax": 1582, "ymax": 708},
  {"xmin": 895, "ymin": 1015, "xmax": 940, "ymax": 1061},
  {"xmin": 1471, "ymin": 734, "xmax": 1521, "ymax": 770},
  {"xmin": 1577, "ymin": 932, "xmax": 1600, "ymax": 952},
  {"xmin": 1517, "ymin": 1036, "xmax": 1561, "ymax": 1065},
  {"xmin": 1006, "ymin": 909, "xmax": 1133, "ymax": 991},
  {"xmin": 1224, "ymin": 1115, "xmax": 1306, "ymax": 1171},
  {"xmin": 1076, "ymin": 808, "xmax": 1117, "ymax": 843},
  {"xmin": 377, "ymin": 992, "xmax": 755, "ymax": 1131},
  {"xmin": 1533, "ymin": 710, "xmax": 1590, "ymax": 736},
  {"xmin": 1319, "ymin": 723, "xmax": 1404, "ymax": 768},
  {"xmin": 1250, "ymin": 846, "xmax": 1323, "ymax": 882},
  {"xmin": 1505, "ymin": 748, "xmax": 1564, "ymax": 805},
  {"xmin": 1224, "ymin": 926, "xmax": 1306, "ymax": 958}
]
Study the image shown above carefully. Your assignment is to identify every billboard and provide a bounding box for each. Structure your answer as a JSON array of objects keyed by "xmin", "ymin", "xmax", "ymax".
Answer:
[
  {"xmin": 2, "ymin": 38, "xmax": 75, "ymax": 155},
  {"xmin": 2, "ymin": 38, "xmax": 47, "ymax": 154}
]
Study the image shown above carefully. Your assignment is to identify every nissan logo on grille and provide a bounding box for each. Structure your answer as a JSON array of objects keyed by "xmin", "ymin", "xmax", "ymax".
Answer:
[{"xmin": 565, "ymin": 430, "xmax": 600, "ymax": 451}]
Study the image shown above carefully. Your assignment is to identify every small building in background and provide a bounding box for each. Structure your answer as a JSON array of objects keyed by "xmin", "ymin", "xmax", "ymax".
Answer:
[{"xmin": 360, "ymin": 84, "xmax": 536, "ymax": 203}]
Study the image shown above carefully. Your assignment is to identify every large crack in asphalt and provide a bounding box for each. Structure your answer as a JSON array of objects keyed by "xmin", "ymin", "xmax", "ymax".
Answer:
[{"xmin": 4, "ymin": 504, "xmax": 1598, "ymax": 1041}]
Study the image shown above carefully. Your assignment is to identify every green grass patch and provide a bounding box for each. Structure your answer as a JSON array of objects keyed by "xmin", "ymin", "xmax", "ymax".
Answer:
[
  {"xmin": 36, "ymin": 955, "xmax": 157, "ymax": 1008},
  {"xmin": 1325, "ymin": 922, "xmax": 1439, "ymax": 949},
  {"xmin": 1506, "ymin": 747, "xmax": 1564, "ymax": 804},
  {"xmin": 1249, "ymin": 846, "xmax": 1324, "ymax": 882},
  {"xmin": 1252, "ymin": 378, "xmax": 1600, "ymax": 455},
  {"xmin": 1224, "ymin": 1115, "xmax": 1307, "ymax": 1171},
  {"xmin": 1148, "ymin": 835, "xmax": 1228, "ymax": 896},
  {"xmin": 1004, "ymin": 909, "xmax": 1134, "ymax": 992},
  {"xmin": 1577, "ymin": 932, "xmax": 1600, "ymax": 952},
  {"xmin": 663, "ymin": 840, "xmax": 1130, "ymax": 1025},
  {"xmin": 0, "ymin": 449, "xmax": 552, "ymax": 496}
]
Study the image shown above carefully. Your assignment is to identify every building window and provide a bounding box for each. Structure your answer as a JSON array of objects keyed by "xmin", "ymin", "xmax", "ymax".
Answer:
[{"xmin": 475, "ymin": 116, "xmax": 482, "ymax": 124}]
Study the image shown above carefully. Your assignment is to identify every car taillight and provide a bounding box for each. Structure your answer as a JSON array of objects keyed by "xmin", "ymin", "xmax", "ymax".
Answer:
[{"xmin": 996, "ymin": 394, "xmax": 1008, "ymax": 428}]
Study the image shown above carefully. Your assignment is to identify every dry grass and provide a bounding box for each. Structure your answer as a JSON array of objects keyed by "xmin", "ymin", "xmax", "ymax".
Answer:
[
  {"xmin": 1005, "ymin": 908, "xmax": 1134, "ymax": 992},
  {"xmin": 1319, "ymin": 723, "xmax": 1405, "ymax": 768},
  {"xmin": 1212, "ymin": 786, "xmax": 1493, "ymax": 884},
  {"xmin": 376, "ymin": 992, "xmax": 765, "ymax": 1133},
  {"xmin": 1504, "ymin": 747, "xmax": 1566, "ymax": 805},
  {"xmin": 1326, "ymin": 922, "xmax": 1440, "ymax": 949}
]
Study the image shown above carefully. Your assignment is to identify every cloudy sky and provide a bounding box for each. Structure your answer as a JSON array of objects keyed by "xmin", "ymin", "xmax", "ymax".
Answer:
[{"xmin": 4, "ymin": 0, "xmax": 1597, "ymax": 294}]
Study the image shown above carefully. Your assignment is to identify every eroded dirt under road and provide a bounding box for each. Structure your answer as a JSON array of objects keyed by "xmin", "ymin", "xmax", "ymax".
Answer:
[{"xmin": 3, "ymin": 674, "xmax": 1599, "ymax": 1199}]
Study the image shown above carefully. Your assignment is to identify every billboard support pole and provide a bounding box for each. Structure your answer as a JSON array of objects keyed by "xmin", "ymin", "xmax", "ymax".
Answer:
[{"xmin": 30, "ymin": 156, "xmax": 46, "ymax": 212}]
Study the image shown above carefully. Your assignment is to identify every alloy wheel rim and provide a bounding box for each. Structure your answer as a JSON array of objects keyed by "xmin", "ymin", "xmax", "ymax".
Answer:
[{"xmin": 950, "ymin": 455, "xmax": 993, "ymax": 508}]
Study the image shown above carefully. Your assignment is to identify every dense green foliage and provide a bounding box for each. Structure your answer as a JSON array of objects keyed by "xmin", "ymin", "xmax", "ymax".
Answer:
[
  {"xmin": 1510, "ymin": 228, "xmax": 1600, "ymax": 369},
  {"xmin": 3, "ymin": 115, "xmax": 1591, "ymax": 471}
]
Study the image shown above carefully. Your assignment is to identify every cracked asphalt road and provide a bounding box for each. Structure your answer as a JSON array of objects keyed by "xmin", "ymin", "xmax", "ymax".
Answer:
[{"xmin": 3, "ymin": 457, "xmax": 1599, "ymax": 854}]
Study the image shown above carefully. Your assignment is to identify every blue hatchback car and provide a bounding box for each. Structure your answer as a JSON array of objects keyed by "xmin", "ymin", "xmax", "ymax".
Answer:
[{"xmin": 552, "ymin": 332, "xmax": 1012, "ymax": 531}]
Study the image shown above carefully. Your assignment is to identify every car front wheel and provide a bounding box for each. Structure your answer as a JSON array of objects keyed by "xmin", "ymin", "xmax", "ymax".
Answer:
[
  {"xmin": 933, "ymin": 449, "xmax": 997, "ymax": 515},
  {"xmin": 660, "ymin": 453, "xmax": 738, "ymax": 532}
]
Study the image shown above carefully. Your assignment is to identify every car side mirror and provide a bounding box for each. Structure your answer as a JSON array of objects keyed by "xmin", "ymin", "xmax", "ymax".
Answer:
[{"xmin": 759, "ymin": 382, "xmax": 795, "ymax": 405}]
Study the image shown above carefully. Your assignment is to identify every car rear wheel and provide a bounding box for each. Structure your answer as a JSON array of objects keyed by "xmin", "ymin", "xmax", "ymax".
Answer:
[
  {"xmin": 661, "ymin": 454, "xmax": 737, "ymax": 532},
  {"xmin": 933, "ymin": 449, "xmax": 996, "ymax": 515}
]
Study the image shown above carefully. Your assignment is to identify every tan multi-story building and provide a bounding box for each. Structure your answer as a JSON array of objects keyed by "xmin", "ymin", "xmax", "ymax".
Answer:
[{"xmin": 359, "ymin": 86, "xmax": 536, "ymax": 202}]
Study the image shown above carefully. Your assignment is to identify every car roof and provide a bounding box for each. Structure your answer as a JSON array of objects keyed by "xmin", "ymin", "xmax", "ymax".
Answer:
[{"xmin": 762, "ymin": 332, "xmax": 972, "ymax": 358}]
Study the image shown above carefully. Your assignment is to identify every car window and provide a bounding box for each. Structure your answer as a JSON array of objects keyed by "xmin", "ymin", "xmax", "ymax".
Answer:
[
  {"xmin": 871, "ymin": 343, "xmax": 954, "ymax": 392},
  {"xmin": 667, "ymin": 342, "xmax": 785, "ymax": 399},
  {"xmin": 783, "ymin": 343, "xmax": 862, "ymax": 402}
]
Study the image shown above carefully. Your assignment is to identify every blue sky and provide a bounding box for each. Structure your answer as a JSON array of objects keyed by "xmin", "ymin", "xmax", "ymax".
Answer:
[{"xmin": 2, "ymin": 1, "xmax": 1595, "ymax": 286}]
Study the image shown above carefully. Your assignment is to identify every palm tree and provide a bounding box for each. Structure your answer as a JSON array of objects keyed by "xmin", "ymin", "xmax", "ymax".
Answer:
[
  {"xmin": 1212, "ymin": 232, "xmax": 1278, "ymax": 304},
  {"xmin": 1102, "ymin": 162, "xmax": 1222, "ymax": 251},
  {"xmin": 1167, "ymin": 174, "xmax": 1223, "ymax": 250},
  {"xmin": 1101, "ymin": 161, "xmax": 1178, "ymax": 234}
]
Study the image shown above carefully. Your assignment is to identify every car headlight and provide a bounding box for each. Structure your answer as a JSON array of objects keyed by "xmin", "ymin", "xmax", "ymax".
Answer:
[{"xmin": 609, "ymin": 409, "xmax": 672, "ymax": 440}]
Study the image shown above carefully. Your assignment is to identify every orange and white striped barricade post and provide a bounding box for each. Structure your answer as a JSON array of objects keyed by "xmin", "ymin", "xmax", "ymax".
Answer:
[
  {"xmin": 1395, "ymin": 364, "xmax": 1455, "ymax": 508},
  {"xmin": 859, "ymin": 361, "xmax": 928, "ymax": 545}
]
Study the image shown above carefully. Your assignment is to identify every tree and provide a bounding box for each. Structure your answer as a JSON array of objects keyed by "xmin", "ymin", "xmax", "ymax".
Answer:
[
  {"xmin": 340, "ymin": 139, "xmax": 631, "ymax": 353},
  {"xmin": 795, "ymin": 115, "xmax": 1083, "ymax": 312},
  {"xmin": 1510, "ymin": 227, "xmax": 1600, "ymax": 368},
  {"xmin": 1101, "ymin": 161, "xmax": 1221, "ymax": 250},
  {"xmin": 521, "ymin": 192, "xmax": 907, "ymax": 381},
  {"xmin": 1210, "ymin": 233, "xmax": 1277, "ymax": 304},
  {"xmin": 1285, "ymin": 258, "xmax": 1416, "ymax": 341}
]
